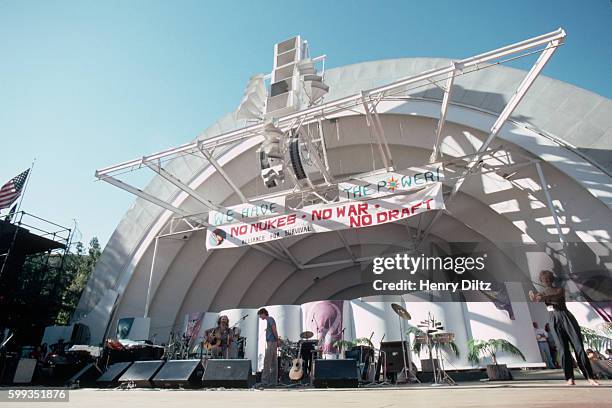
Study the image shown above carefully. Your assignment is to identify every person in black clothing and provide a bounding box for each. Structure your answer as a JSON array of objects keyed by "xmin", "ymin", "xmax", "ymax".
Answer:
[{"xmin": 529, "ymin": 270, "xmax": 599, "ymax": 386}]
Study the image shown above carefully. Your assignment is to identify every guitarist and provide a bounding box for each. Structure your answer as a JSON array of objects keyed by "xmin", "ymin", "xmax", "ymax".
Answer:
[
  {"xmin": 205, "ymin": 315, "xmax": 233, "ymax": 358},
  {"xmin": 258, "ymin": 308, "xmax": 280, "ymax": 387}
]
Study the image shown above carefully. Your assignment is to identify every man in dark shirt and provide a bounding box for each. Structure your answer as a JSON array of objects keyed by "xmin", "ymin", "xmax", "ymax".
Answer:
[{"xmin": 258, "ymin": 308, "xmax": 280, "ymax": 386}]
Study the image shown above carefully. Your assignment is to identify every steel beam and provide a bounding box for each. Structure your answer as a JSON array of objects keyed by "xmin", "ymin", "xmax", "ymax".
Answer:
[
  {"xmin": 199, "ymin": 147, "xmax": 248, "ymax": 203},
  {"xmin": 101, "ymin": 175, "xmax": 195, "ymax": 219},
  {"xmin": 430, "ymin": 64, "xmax": 458, "ymax": 163},
  {"xmin": 417, "ymin": 38, "xmax": 563, "ymax": 249},
  {"xmin": 96, "ymin": 29, "xmax": 565, "ymax": 178},
  {"xmin": 145, "ymin": 161, "xmax": 219, "ymax": 211}
]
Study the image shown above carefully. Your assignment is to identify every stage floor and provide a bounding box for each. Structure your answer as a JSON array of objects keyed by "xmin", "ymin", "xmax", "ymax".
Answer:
[
  {"xmin": 53, "ymin": 382, "xmax": 612, "ymax": 408},
  {"xmin": 3, "ymin": 371, "xmax": 612, "ymax": 407}
]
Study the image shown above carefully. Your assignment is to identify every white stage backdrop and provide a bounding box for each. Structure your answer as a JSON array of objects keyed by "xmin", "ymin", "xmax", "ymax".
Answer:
[{"xmin": 181, "ymin": 291, "xmax": 605, "ymax": 372}]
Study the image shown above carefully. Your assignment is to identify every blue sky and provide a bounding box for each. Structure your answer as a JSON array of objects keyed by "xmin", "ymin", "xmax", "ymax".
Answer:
[{"xmin": 1, "ymin": 0, "xmax": 610, "ymax": 247}]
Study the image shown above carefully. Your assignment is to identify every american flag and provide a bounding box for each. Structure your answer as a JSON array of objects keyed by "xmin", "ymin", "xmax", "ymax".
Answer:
[{"xmin": 0, "ymin": 169, "xmax": 30, "ymax": 211}]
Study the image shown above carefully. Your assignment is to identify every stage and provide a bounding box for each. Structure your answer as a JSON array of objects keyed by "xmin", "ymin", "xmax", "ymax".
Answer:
[{"xmin": 17, "ymin": 375, "xmax": 611, "ymax": 408}]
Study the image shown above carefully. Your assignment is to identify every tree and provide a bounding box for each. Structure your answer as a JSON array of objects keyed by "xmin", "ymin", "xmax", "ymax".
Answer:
[{"xmin": 55, "ymin": 238, "xmax": 100, "ymax": 324}]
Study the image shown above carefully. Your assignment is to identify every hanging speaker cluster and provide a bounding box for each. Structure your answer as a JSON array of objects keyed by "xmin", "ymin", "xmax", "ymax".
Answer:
[
  {"xmin": 288, "ymin": 131, "xmax": 324, "ymax": 185},
  {"xmin": 236, "ymin": 75, "xmax": 267, "ymax": 120},
  {"xmin": 298, "ymin": 59, "xmax": 329, "ymax": 105},
  {"xmin": 258, "ymin": 122, "xmax": 285, "ymax": 188}
]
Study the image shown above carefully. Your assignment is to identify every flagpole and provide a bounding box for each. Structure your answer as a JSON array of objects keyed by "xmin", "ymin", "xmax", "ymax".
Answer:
[
  {"xmin": 15, "ymin": 158, "xmax": 36, "ymax": 215},
  {"xmin": 0, "ymin": 159, "xmax": 36, "ymax": 279}
]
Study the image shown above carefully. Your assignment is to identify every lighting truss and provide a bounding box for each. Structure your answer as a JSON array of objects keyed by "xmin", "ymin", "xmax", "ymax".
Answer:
[{"xmin": 95, "ymin": 29, "xmax": 568, "ymax": 268}]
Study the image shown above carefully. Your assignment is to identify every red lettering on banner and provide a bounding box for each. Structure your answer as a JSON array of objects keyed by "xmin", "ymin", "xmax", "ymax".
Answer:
[
  {"xmin": 336, "ymin": 206, "xmax": 346, "ymax": 217},
  {"xmin": 401, "ymin": 208, "xmax": 411, "ymax": 217},
  {"xmin": 411, "ymin": 202, "xmax": 422, "ymax": 213},
  {"xmin": 389, "ymin": 209, "xmax": 400, "ymax": 220},
  {"xmin": 287, "ymin": 214, "xmax": 296, "ymax": 225},
  {"xmin": 347, "ymin": 202, "xmax": 368, "ymax": 217},
  {"xmin": 424, "ymin": 198, "xmax": 434, "ymax": 209}
]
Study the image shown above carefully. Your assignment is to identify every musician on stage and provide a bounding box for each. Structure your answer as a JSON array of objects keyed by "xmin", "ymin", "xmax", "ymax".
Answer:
[
  {"xmin": 529, "ymin": 270, "xmax": 599, "ymax": 386},
  {"xmin": 258, "ymin": 308, "xmax": 280, "ymax": 386},
  {"xmin": 205, "ymin": 315, "xmax": 233, "ymax": 358}
]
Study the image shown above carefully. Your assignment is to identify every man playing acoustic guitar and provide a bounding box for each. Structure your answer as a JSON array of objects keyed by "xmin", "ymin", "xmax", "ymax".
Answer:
[{"xmin": 204, "ymin": 315, "xmax": 233, "ymax": 358}]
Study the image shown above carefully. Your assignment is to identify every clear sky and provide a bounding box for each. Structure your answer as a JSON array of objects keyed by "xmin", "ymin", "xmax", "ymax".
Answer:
[{"xmin": 1, "ymin": 0, "xmax": 611, "ymax": 247}]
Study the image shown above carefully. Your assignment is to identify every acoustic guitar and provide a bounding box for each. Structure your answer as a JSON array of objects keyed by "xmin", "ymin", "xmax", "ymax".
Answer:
[{"xmin": 288, "ymin": 341, "xmax": 304, "ymax": 381}]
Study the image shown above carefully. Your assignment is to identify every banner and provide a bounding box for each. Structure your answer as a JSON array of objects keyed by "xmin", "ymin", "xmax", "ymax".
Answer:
[
  {"xmin": 338, "ymin": 163, "xmax": 444, "ymax": 200},
  {"xmin": 206, "ymin": 183, "xmax": 444, "ymax": 250},
  {"xmin": 303, "ymin": 301, "xmax": 343, "ymax": 354},
  {"xmin": 208, "ymin": 197, "xmax": 285, "ymax": 226}
]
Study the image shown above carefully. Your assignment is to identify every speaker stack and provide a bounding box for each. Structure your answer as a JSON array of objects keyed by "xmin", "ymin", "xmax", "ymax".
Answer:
[
  {"xmin": 151, "ymin": 359, "xmax": 204, "ymax": 388},
  {"xmin": 117, "ymin": 360, "xmax": 165, "ymax": 388},
  {"xmin": 202, "ymin": 359, "xmax": 253, "ymax": 388},
  {"xmin": 96, "ymin": 361, "xmax": 132, "ymax": 388},
  {"xmin": 313, "ymin": 359, "xmax": 359, "ymax": 388}
]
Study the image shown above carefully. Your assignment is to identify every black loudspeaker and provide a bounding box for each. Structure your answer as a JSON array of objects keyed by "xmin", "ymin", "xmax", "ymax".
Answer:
[
  {"xmin": 152, "ymin": 359, "xmax": 204, "ymax": 388},
  {"xmin": 380, "ymin": 341, "xmax": 409, "ymax": 373},
  {"xmin": 96, "ymin": 362, "xmax": 132, "ymax": 388},
  {"xmin": 313, "ymin": 359, "xmax": 359, "ymax": 388},
  {"xmin": 0, "ymin": 355, "xmax": 19, "ymax": 384},
  {"xmin": 202, "ymin": 359, "xmax": 253, "ymax": 388},
  {"xmin": 118, "ymin": 360, "xmax": 165, "ymax": 388},
  {"xmin": 67, "ymin": 363, "xmax": 102, "ymax": 387},
  {"xmin": 420, "ymin": 358, "xmax": 440, "ymax": 373},
  {"xmin": 13, "ymin": 358, "xmax": 37, "ymax": 384}
]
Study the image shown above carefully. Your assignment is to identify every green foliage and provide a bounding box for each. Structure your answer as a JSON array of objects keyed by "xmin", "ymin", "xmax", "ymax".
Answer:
[
  {"xmin": 580, "ymin": 326, "xmax": 612, "ymax": 352},
  {"xmin": 332, "ymin": 339, "xmax": 355, "ymax": 352},
  {"xmin": 354, "ymin": 337, "xmax": 374, "ymax": 347},
  {"xmin": 5, "ymin": 237, "xmax": 100, "ymax": 344},
  {"xmin": 467, "ymin": 339, "xmax": 525, "ymax": 366}
]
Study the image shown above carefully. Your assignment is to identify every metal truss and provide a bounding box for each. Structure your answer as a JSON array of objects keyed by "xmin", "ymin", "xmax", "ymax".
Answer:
[{"xmin": 95, "ymin": 29, "xmax": 567, "ymax": 270}]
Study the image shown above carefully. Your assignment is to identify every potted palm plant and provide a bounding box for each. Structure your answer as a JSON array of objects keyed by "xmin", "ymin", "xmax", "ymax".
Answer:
[
  {"xmin": 467, "ymin": 339, "xmax": 525, "ymax": 380},
  {"xmin": 332, "ymin": 339, "xmax": 356, "ymax": 357}
]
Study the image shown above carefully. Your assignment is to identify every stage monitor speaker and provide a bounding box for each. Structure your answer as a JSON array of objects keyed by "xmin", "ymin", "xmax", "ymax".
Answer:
[
  {"xmin": 202, "ymin": 359, "xmax": 253, "ymax": 388},
  {"xmin": 313, "ymin": 359, "xmax": 359, "ymax": 388},
  {"xmin": 420, "ymin": 358, "xmax": 440, "ymax": 373},
  {"xmin": 13, "ymin": 358, "xmax": 37, "ymax": 384},
  {"xmin": 0, "ymin": 355, "xmax": 19, "ymax": 384},
  {"xmin": 152, "ymin": 359, "xmax": 204, "ymax": 388},
  {"xmin": 380, "ymin": 341, "xmax": 409, "ymax": 373},
  {"xmin": 96, "ymin": 362, "xmax": 132, "ymax": 388},
  {"xmin": 118, "ymin": 360, "xmax": 165, "ymax": 388},
  {"xmin": 66, "ymin": 363, "xmax": 102, "ymax": 387}
]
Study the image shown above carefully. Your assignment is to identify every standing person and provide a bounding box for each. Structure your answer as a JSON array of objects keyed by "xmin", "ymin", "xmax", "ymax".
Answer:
[
  {"xmin": 533, "ymin": 322, "xmax": 555, "ymax": 368},
  {"xmin": 529, "ymin": 270, "xmax": 599, "ymax": 386},
  {"xmin": 258, "ymin": 308, "xmax": 280, "ymax": 387},
  {"xmin": 545, "ymin": 323, "xmax": 559, "ymax": 368}
]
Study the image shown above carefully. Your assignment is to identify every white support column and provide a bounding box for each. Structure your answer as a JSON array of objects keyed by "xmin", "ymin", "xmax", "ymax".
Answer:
[
  {"xmin": 535, "ymin": 162, "xmax": 581, "ymax": 299},
  {"xmin": 144, "ymin": 236, "xmax": 159, "ymax": 317},
  {"xmin": 199, "ymin": 147, "xmax": 248, "ymax": 203},
  {"xmin": 361, "ymin": 92, "xmax": 392, "ymax": 171},
  {"xmin": 336, "ymin": 230, "xmax": 357, "ymax": 262},
  {"xmin": 430, "ymin": 64, "xmax": 458, "ymax": 163}
]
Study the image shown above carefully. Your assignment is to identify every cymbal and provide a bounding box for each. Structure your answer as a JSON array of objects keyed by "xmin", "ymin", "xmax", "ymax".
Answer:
[
  {"xmin": 391, "ymin": 303, "xmax": 411, "ymax": 320},
  {"xmin": 300, "ymin": 330, "xmax": 314, "ymax": 339}
]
